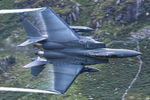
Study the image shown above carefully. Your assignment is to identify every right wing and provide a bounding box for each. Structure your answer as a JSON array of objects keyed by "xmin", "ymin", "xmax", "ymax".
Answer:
[
  {"xmin": 23, "ymin": 60, "xmax": 84, "ymax": 94},
  {"xmin": 47, "ymin": 63, "xmax": 83, "ymax": 94}
]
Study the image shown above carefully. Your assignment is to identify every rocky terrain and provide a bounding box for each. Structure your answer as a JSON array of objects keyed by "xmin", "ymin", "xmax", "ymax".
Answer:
[{"xmin": 0, "ymin": 0, "xmax": 150, "ymax": 100}]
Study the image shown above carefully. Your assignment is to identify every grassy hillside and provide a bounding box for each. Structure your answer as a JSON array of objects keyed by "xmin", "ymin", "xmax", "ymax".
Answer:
[{"xmin": 0, "ymin": 0, "xmax": 150, "ymax": 100}]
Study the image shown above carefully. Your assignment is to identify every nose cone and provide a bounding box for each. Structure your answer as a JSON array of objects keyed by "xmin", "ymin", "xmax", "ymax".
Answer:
[{"xmin": 116, "ymin": 50, "xmax": 141, "ymax": 58}]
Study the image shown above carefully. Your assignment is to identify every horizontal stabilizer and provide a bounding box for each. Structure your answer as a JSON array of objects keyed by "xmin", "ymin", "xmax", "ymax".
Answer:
[
  {"xmin": 24, "ymin": 57, "xmax": 47, "ymax": 68},
  {"xmin": 0, "ymin": 87, "xmax": 60, "ymax": 94},
  {"xmin": 18, "ymin": 37, "xmax": 46, "ymax": 47}
]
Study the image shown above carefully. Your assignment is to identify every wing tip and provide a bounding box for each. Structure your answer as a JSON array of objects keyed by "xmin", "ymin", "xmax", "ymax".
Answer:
[
  {"xmin": 0, "ymin": 7, "xmax": 45, "ymax": 14},
  {"xmin": 0, "ymin": 87, "xmax": 61, "ymax": 94}
]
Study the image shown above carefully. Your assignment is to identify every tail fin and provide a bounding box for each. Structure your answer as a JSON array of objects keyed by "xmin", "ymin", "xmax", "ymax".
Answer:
[
  {"xmin": 24, "ymin": 57, "xmax": 47, "ymax": 76},
  {"xmin": 22, "ymin": 19, "xmax": 42, "ymax": 37},
  {"xmin": 18, "ymin": 19, "xmax": 47, "ymax": 47},
  {"xmin": 31, "ymin": 65, "xmax": 45, "ymax": 76}
]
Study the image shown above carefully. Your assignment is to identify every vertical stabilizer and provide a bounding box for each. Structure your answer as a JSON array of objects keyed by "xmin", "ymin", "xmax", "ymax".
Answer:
[
  {"xmin": 22, "ymin": 19, "xmax": 42, "ymax": 37},
  {"xmin": 18, "ymin": 19, "xmax": 47, "ymax": 47}
]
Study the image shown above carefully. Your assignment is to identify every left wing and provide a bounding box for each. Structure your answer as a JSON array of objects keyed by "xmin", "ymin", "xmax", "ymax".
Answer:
[
  {"xmin": 47, "ymin": 63, "xmax": 83, "ymax": 94},
  {"xmin": 0, "ymin": 7, "xmax": 79, "ymax": 42}
]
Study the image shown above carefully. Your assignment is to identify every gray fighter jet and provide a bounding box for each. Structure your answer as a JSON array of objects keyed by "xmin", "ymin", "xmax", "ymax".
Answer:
[{"xmin": 0, "ymin": 7, "xmax": 141, "ymax": 94}]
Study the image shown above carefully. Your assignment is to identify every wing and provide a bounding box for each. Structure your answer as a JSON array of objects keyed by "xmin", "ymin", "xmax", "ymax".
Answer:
[
  {"xmin": 21, "ymin": 7, "xmax": 79, "ymax": 42},
  {"xmin": 47, "ymin": 63, "xmax": 83, "ymax": 94},
  {"xmin": 0, "ymin": 7, "xmax": 79, "ymax": 42}
]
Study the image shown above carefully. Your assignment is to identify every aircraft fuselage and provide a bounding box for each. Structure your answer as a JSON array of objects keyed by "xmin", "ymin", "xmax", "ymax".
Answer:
[{"xmin": 36, "ymin": 36, "xmax": 141, "ymax": 65}]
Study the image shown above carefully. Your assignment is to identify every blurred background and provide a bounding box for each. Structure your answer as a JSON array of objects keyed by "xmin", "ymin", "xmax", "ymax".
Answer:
[{"xmin": 0, "ymin": 0, "xmax": 150, "ymax": 100}]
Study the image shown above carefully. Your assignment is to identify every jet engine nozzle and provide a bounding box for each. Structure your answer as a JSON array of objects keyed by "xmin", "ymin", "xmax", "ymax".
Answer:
[
  {"xmin": 33, "ymin": 43, "xmax": 42, "ymax": 47},
  {"xmin": 35, "ymin": 51, "xmax": 44, "ymax": 57}
]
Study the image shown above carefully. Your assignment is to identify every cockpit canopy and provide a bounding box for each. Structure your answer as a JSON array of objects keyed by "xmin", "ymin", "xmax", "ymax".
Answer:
[{"xmin": 79, "ymin": 36, "xmax": 106, "ymax": 49}]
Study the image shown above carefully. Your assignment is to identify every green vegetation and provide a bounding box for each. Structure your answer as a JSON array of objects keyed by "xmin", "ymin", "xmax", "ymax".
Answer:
[{"xmin": 0, "ymin": 0, "xmax": 150, "ymax": 100}]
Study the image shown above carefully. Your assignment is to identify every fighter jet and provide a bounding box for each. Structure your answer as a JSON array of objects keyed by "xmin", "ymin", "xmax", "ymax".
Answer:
[{"xmin": 0, "ymin": 7, "xmax": 141, "ymax": 94}]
